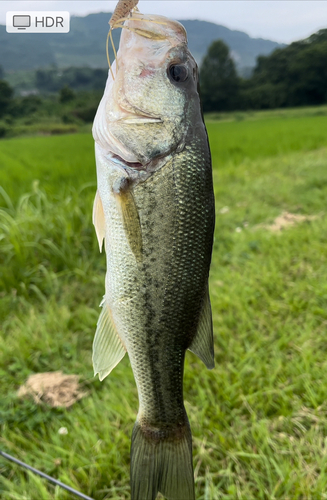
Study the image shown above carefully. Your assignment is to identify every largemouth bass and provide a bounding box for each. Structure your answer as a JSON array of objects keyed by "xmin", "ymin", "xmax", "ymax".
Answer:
[{"xmin": 92, "ymin": 3, "xmax": 215, "ymax": 499}]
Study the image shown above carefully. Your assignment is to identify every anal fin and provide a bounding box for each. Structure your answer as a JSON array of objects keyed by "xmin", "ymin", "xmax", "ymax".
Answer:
[
  {"xmin": 188, "ymin": 285, "xmax": 215, "ymax": 369},
  {"xmin": 93, "ymin": 300, "xmax": 126, "ymax": 381}
]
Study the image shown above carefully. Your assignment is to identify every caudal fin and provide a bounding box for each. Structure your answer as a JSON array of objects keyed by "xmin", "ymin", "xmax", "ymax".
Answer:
[{"xmin": 130, "ymin": 420, "xmax": 195, "ymax": 500}]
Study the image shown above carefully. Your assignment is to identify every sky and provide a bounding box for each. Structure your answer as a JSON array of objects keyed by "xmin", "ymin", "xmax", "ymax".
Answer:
[{"xmin": 1, "ymin": 1, "xmax": 327, "ymax": 44}]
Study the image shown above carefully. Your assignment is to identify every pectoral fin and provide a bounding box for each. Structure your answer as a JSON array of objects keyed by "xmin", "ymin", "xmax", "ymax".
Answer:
[
  {"xmin": 93, "ymin": 300, "xmax": 126, "ymax": 381},
  {"xmin": 92, "ymin": 190, "xmax": 105, "ymax": 252},
  {"xmin": 188, "ymin": 285, "xmax": 215, "ymax": 369},
  {"xmin": 113, "ymin": 178, "xmax": 142, "ymax": 262}
]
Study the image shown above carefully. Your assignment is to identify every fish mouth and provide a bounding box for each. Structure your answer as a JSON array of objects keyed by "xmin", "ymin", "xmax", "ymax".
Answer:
[
  {"xmin": 106, "ymin": 150, "xmax": 170, "ymax": 176},
  {"xmin": 110, "ymin": 152, "xmax": 146, "ymax": 171},
  {"xmin": 122, "ymin": 12, "xmax": 187, "ymax": 45},
  {"xmin": 117, "ymin": 115, "xmax": 162, "ymax": 125}
]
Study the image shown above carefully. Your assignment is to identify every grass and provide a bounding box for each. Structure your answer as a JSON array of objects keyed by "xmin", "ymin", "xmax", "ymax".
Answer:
[
  {"xmin": 1, "ymin": 107, "xmax": 327, "ymax": 499},
  {"xmin": 207, "ymin": 113, "xmax": 327, "ymax": 166},
  {"xmin": 205, "ymin": 104, "xmax": 327, "ymax": 123},
  {"xmin": 0, "ymin": 133, "xmax": 94, "ymax": 201}
]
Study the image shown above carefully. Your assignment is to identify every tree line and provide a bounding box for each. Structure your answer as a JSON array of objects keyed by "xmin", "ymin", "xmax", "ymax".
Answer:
[
  {"xmin": 0, "ymin": 67, "xmax": 107, "ymax": 128},
  {"xmin": 35, "ymin": 67, "xmax": 108, "ymax": 93},
  {"xmin": 0, "ymin": 28, "xmax": 326, "ymax": 124},
  {"xmin": 200, "ymin": 28, "xmax": 327, "ymax": 112}
]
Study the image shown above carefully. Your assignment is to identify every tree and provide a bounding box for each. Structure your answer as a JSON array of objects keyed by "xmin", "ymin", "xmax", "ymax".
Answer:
[
  {"xmin": 59, "ymin": 85, "xmax": 75, "ymax": 103},
  {"xmin": 287, "ymin": 41, "xmax": 327, "ymax": 105},
  {"xmin": 0, "ymin": 80, "xmax": 14, "ymax": 117},
  {"xmin": 200, "ymin": 40, "xmax": 240, "ymax": 112},
  {"xmin": 248, "ymin": 29, "xmax": 327, "ymax": 108}
]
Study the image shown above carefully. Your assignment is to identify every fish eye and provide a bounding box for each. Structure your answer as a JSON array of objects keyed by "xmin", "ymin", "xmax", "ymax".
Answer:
[{"xmin": 168, "ymin": 64, "xmax": 188, "ymax": 83}]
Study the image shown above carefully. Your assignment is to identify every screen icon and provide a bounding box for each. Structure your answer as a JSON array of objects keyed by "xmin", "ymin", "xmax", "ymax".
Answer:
[{"xmin": 13, "ymin": 15, "xmax": 31, "ymax": 29}]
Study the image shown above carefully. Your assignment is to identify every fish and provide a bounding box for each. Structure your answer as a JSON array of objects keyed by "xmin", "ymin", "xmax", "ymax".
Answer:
[{"xmin": 92, "ymin": 1, "xmax": 215, "ymax": 499}]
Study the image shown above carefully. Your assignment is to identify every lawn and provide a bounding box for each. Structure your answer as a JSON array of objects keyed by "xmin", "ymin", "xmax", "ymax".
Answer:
[{"xmin": 1, "ymin": 108, "xmax": 327, "ymax": 499}]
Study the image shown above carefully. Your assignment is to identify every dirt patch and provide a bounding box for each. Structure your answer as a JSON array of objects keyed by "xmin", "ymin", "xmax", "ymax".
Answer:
[
  {"xmin": 258, "ymin": 212, "xmax": 319, "ymax": 232},
  {"xmin": 18, "ymin": 371, "xmax": 88, "ymax": 408}
]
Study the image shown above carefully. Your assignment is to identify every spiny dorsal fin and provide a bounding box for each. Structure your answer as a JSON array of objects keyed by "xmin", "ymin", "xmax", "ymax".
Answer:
[
  {"xmin": 188, "ymin": 285, "xmax": 215, "ymax": 369},
  {"xmin": 93, "ymin": 300, "xmax": 126, "ymax": 381},
  {"xmin": 92, "ymin": 190, "xmax": 106, "ymax": 253}
]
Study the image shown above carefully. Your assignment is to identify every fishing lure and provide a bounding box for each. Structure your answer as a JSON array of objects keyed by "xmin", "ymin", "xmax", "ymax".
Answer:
[
  {"xmin": 106, "ymin": 0, "xmax": 139, "ymax": 78},
  {"xmin": 106, "ymin": 0, "xmax": 167, "ymax": 78}
]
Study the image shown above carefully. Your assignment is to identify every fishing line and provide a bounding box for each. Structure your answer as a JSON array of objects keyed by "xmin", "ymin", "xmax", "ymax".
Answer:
[
  {"xmin": 110, "ymin": 29, "xmax": 118, "ymax": 72},
  {"xmin": 0, "ymin": 450, "xmax": 95, "ymax": 500},
  {"xmin": 106, "ymin": 29, "xmax": 115, "ymax": 80},
  {"xmin": 106, "ymin": 14, "xmax": 168, "ymax": 79}
]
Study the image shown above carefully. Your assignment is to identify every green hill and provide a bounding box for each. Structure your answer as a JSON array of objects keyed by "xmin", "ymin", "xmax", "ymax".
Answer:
[{"xmin": 0, "ymin": 12, "xmax": 284, "ymax": 73}]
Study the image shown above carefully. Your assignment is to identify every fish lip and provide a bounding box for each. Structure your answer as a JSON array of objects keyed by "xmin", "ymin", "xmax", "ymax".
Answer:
[
  {"xmin": 117, "ymin": 115, "xmax": 162, "ymax": 124},
  {"xmin": 105, "ymin": 150, "xmax": 170, "ymax": 177},
  {"xmin": 106, "ymin": 151, "xmax": 147, "ymax": 172}
]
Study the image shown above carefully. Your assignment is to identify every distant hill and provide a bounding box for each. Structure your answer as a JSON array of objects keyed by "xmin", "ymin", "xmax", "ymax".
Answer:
[
  {"xmin": 0, "ymin": 12, "xmax": 285, "ymax": 73},
  {"xmin": 180, "ymin": 20, "xmax": 285, "ymax": 71}
]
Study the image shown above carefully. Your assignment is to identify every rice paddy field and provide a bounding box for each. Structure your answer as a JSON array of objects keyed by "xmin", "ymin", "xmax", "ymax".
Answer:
[{"xmin": 1, "ymin": 106, "xmax": 327, "ymax": 499}]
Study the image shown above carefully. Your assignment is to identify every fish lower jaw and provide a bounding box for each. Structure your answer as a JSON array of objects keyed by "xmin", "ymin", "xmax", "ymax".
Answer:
[
  {"xmin": 105, "ymin": 150, "xmax": 171, "ymax": 177},
  {"xmin": 109, "ymin": 152, "xmax": 145, "ymax": 171},
  {"xmin": 117, "ymin": 116, "xmax": 162, "ymax": 124}
]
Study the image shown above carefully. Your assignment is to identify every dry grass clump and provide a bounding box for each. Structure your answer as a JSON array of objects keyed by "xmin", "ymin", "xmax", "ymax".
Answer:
[{"xmin": 17, "ymin": 372, "xmax": 88, "ymax": 408}]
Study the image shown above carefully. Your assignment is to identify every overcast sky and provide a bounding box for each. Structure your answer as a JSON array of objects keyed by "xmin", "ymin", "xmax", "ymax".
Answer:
[{"xmin": 1, "ymin": 1, "xmax": 327, "ymax": 44}]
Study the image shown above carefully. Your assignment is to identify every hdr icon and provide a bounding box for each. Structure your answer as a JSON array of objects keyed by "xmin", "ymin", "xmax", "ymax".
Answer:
[
  {"xmin": 35, "ymin": 16, "xmax": 65, "ymax": 28},
  {"xmin": 6, "ymin": 11, "xmax": 70, "ymax": 33}
]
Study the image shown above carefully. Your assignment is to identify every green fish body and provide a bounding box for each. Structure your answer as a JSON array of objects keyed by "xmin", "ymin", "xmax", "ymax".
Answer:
[{"xmin": 92, "ymin": 10, "xmax": 215, "ymax": 500}]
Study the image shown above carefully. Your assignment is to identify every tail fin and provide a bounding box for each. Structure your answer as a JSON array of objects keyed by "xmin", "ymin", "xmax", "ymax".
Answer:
[{"xmin": 130, "ymin": 420, "xmax": 195, "ymax": 500}]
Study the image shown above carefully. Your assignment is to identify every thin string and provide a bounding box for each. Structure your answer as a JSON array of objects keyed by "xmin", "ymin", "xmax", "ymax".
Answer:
[
  {"xmin": 106, "ymin": 29, "xmax": 115, "ymax": 80},
  {"xmin": 0, "ymin": 450, "xmax": 95, "ymax": 500},
  {"xmin": 110, "ymin": 30, "xmax": 118, "ymax": 71}
]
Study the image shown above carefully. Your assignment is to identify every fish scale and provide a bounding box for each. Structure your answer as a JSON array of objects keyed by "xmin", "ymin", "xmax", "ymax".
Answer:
[{"xmin": 92, "ymin": 5, "xmax": 215, "ymax": 499}]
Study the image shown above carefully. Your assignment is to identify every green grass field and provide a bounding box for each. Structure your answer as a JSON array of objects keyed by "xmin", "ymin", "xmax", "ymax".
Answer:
[{"xmin": 1, "ymin": 108, "xmax": 327, "ymax": 499}]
